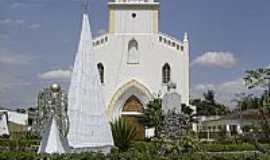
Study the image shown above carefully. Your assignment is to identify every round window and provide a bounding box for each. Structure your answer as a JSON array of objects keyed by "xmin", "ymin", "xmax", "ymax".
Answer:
[{"xmin": 132, "ymin": 13, "xmax": 137, "ymax": 18}]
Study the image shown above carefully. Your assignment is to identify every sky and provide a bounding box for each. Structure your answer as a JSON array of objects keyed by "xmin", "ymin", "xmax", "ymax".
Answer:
[{"xmin": 0, "ymin": 0, "xmax": 269, "ymax": 109}]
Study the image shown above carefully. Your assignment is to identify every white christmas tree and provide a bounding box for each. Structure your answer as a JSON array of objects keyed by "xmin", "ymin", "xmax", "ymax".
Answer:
[{"xmin": 67, "ymin": 12, "xmax": 114, "ymax": 152}]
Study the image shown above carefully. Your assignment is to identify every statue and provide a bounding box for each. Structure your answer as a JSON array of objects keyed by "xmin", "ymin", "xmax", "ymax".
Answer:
[{"xmin": 35, "ymin": 83, "xmax": 69, "ymax": 137}]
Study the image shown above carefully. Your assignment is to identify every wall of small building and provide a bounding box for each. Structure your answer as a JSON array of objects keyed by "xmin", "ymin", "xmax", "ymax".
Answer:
[{"xmin": 0, "ymin": 110, "xmax": 29, "ymax": 138}]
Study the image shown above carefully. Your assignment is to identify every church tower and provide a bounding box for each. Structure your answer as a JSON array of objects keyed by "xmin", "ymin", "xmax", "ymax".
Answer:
[{"xmin": 108, "ymin": 0, "xmax": 159, "ymax": 33}]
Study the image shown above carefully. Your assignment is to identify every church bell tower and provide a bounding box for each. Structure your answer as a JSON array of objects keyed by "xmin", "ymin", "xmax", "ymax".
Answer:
[{"xmin": 108, "ymin": 0, "xmax": 160, "ymax": 34}]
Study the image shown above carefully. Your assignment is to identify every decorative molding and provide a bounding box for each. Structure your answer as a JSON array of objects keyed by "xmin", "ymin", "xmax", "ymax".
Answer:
[{"xmin": 106, "ymin": 79, "xmax": 153, "ymax": 121}]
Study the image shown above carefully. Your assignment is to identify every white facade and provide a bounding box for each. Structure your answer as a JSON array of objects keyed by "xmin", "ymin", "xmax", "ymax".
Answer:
[{"xmin": 92, "ymin": 0, "xmax": 190, "ymax": 121}]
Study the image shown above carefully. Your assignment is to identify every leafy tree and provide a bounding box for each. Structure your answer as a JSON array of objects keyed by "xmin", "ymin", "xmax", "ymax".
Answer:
[
  {"xmin": 232, "ymin": 93, "xmax": 260, "ymax": 111},
  {"xmin": 203, "ymin": 90, "xmax": 215, "ymax": 105},
  {"xmin": 180, "ymin": 130, "xmax": 201, "ymax": 154},
  {"xmin": 110, "ymin": 118, "xmax": 137, "ymax": 151},
  {"xmin": 191, "ymin": 90, "xmax": 229, "ymax": 116},
  {"xmin": 142, "ymin": 98, "xmax": 164, "ymax": 129}
]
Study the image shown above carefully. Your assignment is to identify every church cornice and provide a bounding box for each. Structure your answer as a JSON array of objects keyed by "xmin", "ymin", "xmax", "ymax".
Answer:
[
  {"xmin": 158, "ymin": 32, "xmax": 186, "ymax": 53},
  {"xmin": 108, "ymin": 2, "xmax": 159, "ymax": 10},
  {"xmin": 158, "ymin": 32, "xmax": 183, "ymax": 45}
]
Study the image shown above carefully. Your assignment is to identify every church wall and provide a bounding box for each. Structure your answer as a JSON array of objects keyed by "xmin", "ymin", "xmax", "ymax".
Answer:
[
  {"xmin": 93, "ymin": 33, "xmax": 189, "ymax": 118},
  {"xmin": 113, "ymin": 10, "xmax": 154, "ymax": 33}
]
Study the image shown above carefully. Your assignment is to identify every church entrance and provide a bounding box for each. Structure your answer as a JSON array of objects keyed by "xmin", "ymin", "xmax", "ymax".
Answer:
[{"xmin": 121, "ymin": 96, "xmax": 145, "ymax": 140}]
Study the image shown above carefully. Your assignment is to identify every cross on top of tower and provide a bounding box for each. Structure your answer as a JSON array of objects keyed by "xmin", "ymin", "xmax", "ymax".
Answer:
[
  {"xmin": 82, "ymin": 0, "xmax": 88, "ymax": 13},
  {"xmin": 111, "ymin": 0, "xmax": 156, "ymax": 3}
]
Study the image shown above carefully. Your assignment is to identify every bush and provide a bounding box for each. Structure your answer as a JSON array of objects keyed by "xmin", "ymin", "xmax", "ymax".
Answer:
[
  {"xmin": 0, "ymin": 152, "xmax": 106, "ymax": 160},
  {"xmin": 0, "ymin": 151, "xmax": 268, "ymax": 160},
  {"xmin": 0, "ymin": 138, "xmax": 40, "ymax": 152},
  {"xmin": 203, "ymin": 143, "xmax": 257, "ymax": 152}
]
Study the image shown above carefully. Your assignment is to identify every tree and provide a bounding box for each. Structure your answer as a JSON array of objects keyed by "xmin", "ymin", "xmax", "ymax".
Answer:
[
  {"xmin": 232, "ymin": 93, "xmax": 260, "ymax": 111},
  {"xmin": 243, "ymin": 67, "xmax": 270, "ymax": 152},
  {"xmin": 203, "ymin": 90, "xmax": 215, "ymax": 105},
  {"xmin": 142, "ymin": 98, "xmax": 164, "ymax": 129},
  {"xmin": 244, "ymin": 68, "xmax": 270, "ymax": 89},
  {"xmin": 110, "ymin": 118, "xmax": 137, "ymax": 151},
  {"xmin": 190, "ymin": 90, "xmax": 229, "ymax": 116}
]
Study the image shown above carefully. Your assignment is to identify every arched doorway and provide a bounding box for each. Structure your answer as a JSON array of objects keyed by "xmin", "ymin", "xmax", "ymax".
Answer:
[
  {"xmin": 121, "ymin": 96, "xmax": 145, "ymax": 140},
  {"xmin": 107, "ymin": 80, "xmax": 153, "ymax": 139}
]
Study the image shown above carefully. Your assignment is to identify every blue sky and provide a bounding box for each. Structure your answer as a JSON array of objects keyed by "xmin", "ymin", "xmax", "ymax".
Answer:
[{"xmin": 0, "ymin": 0, "xmax": 269, "ymax": 109}]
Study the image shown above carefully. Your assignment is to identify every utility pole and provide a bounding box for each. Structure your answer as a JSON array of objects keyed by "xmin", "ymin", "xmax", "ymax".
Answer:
[
  {"xmin": 265, "ymin": 75, "xmax": 270, "ymax": 95},
  {"xmin": 264, "ymin": 75, "xmax": 270, "ymax": 107}
]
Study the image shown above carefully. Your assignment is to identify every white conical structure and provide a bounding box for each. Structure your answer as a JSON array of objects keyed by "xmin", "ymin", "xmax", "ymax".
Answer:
[
  {"xmin": 38, "ymin": 116, "xmax": 68, "ymax": 154},
  {"xmin": 67, "ymin": 13, "xmax": 114, "ymax": 151},
  {"xmin": 0, "ymin": 112, "xmax": 9, "ymax": 136}
]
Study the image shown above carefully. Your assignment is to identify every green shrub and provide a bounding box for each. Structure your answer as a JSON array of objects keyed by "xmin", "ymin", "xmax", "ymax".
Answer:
[
  {"xmin": 0, "ymin": 152, "xmax": 106, "ymax": 160},
  {"xmin": 0, "ymin": 151, "xmax": 268, "ymax": 160},
  {"xmin": 203, "ymin": 143, "xmax": 256, "ymax": 152}
]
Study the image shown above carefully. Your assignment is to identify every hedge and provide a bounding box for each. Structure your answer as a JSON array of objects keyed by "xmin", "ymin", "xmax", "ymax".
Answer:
[
  {"xmin": 0, "ymin": 152, "xmax": 269, "ymax": 160},
  {"xmin": 203, "ymin": 143, "xmax": 256, "ymax": 152},
  {"xmin": 0, "ymin": 139, "xmax": 40, "ymax": 152},
  {"xmin": 203, "ymin": 143, "xmax": 270, "ymax": 152},
  {"xmin": 0, "ymin": 139, "xmax": 40, "ymax": 146}
]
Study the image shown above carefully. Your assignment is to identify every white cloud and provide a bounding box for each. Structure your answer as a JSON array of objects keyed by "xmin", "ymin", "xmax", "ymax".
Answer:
[
  {"xmin": 97, "ymin": 29, "xmax": 106, "ymax": 36},
  {"xmin": 0, "ymin": 18, "xmax": 25, "ymax": 25},
  {"xmin": 0, "ymin": 49, "xmax": 33, "ymax": 65},
  {"xmin": 194, "ymin": 84, "xmax": 215, "ymax": 91},
  {"xmin": 192, "ymin": 78, "xmax": 263, "ymax": 108},
  {"xmin": 15, "ymin": 19, "xmax": 25, "ymax": 24},
  {"xmin": 192, "ymin": 51, "xmax": 237, "ymax": 68},
  {"xmin": 38, "ymin": 69, "xmax": 71, "ymax": 80},
  {"xmin": 28, "ymin": 24, "xmax": 41, "ymax": 30},
  {"xmin": 10, "ymin": 2, "xmax": 26, "ymax": 8},
  {"xmin": 0, "ymin": 18, "xmax": 12, "ymax": 24},
  {"xmin": 0, "ymin": 34, "xmax": 8, "ymax": 40}
]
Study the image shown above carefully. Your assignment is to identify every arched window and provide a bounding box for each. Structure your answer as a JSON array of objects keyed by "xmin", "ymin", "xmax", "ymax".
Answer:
[
  {"xmin": 127, "ymin": 39, "xmax": 139, "ymax": 64},
  {"xmin": 162, "ymin": 63, "xmax": 171, "ymax": 84},
  {"xmin": 97, "ymin": 63, "xmax": 104, "ymax": 84}
]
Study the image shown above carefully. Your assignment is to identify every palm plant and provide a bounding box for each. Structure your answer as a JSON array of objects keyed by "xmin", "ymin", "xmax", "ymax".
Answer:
[
  {"xmin": 244, "ymin": 68, "xmax": 270, "ymax": 89},
  {"xmin": 243, "ymin": 67, "xmax": 270, "ymax": 152},
  {"xmin": 110, "ymin": 118, "xmax": 137, "ymax": 151}
]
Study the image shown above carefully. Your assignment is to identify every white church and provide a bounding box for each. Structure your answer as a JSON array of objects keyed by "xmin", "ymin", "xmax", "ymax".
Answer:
[
  {"xmin": 38, "ymin": 0, "xmax": 191, "ymax": 153},
  {"xmin": 92, "ymin": 0, "xmax": 190, "ymax": 136}
]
